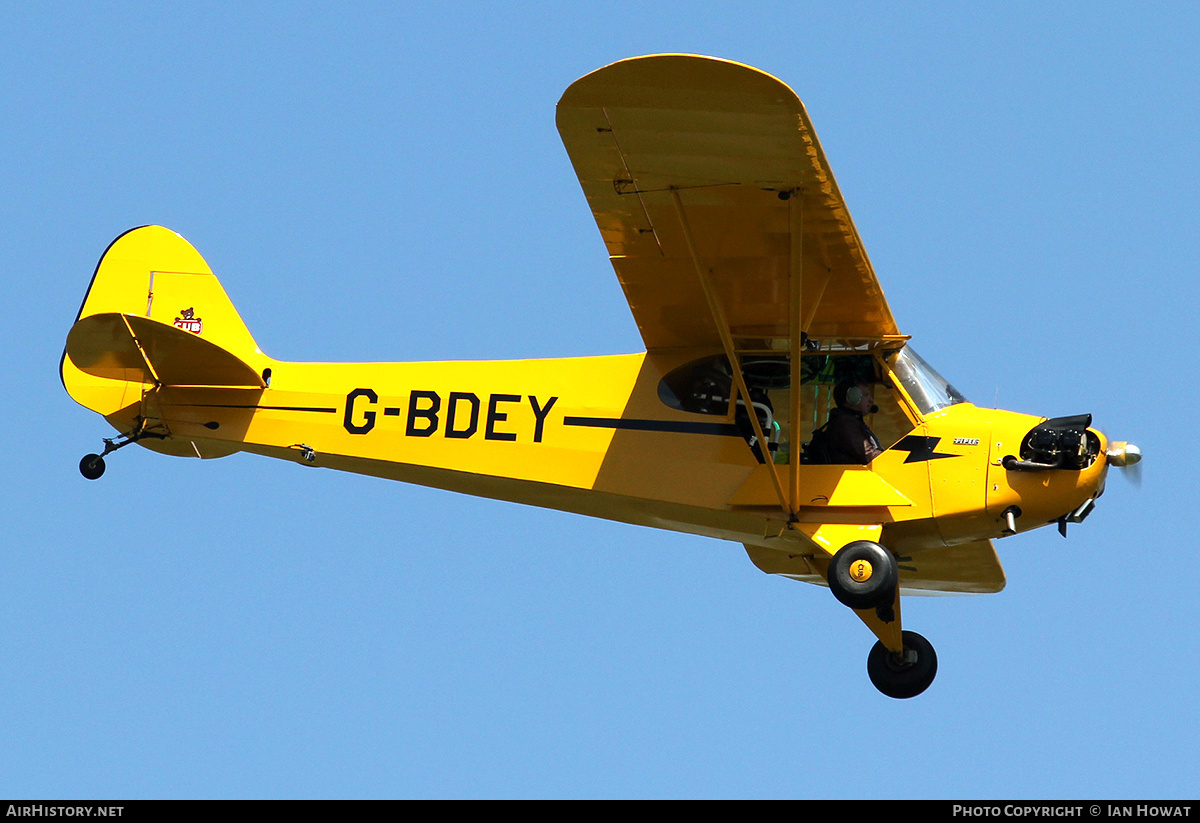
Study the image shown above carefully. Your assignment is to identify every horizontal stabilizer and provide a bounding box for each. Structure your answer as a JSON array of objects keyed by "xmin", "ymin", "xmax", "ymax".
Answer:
[
  {"xmin": 66, "ymin": 312, "xmax": 266, "ymax": 388},
  {"xmin": 745, "ymin": 537, "xmax": 1005, "ymax": 594},
  {"xmin": 899, "ymin": 539, "xmax": 1006, "ymax": 594}
]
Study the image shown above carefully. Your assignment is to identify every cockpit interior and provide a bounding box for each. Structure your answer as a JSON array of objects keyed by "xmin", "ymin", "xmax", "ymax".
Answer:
[{"xmin": 657, "ymin": 344, "xmax": 967, "ymax": 464}]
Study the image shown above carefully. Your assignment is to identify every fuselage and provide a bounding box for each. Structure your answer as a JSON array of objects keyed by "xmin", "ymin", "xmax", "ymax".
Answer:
[{"xmin": 123, "ymin": 346, "xmax": 1109, "ymax": 562}]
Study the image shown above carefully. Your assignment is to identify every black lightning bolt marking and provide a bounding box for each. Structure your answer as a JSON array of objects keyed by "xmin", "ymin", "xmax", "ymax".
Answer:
[{"xmin": 890, "ymin": 435, "xmax": 959, "ymax": 463}]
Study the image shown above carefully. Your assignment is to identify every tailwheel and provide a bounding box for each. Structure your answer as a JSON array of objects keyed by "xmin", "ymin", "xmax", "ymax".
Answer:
[
  {"xmin": 79, "ymin": 454, "xmax": 106, "ymax": 480},
  {"xmin": 827, "ymin": 541, "xmax": 898, "ymax": 610},
  {"xmin": 867, "ymin": 630, "xmax": 937, "ymax": 699}
]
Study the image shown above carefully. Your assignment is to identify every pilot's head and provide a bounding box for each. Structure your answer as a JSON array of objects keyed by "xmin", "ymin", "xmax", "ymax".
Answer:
[{"xmin": 835, "ymin": 381, "xmax": 875, "ymax": 415}]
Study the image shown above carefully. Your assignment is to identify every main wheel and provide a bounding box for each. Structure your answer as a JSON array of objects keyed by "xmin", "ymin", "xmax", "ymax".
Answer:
[
  {"xmin": 79, "ymin": 454, "xmax": 106, "ymax": 480},
  {"xmin": 867, "ymin": 630, "xmax": 937, "ymax": 699},
  {"xmin": 827, "ymin": 541, "xmax": 898, "ymax": 610}
]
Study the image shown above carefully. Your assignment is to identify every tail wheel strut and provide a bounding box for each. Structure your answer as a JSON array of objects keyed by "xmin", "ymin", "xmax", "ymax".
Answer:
[{"xmin": 78, "ymin": 420, "xmax": 167, "ymax": 480}]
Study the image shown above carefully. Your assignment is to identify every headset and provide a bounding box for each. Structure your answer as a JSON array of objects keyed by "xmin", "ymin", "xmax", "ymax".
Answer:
[{"xmin": 836, "ymin": 382, "xmax": 879, "ymax": 414}]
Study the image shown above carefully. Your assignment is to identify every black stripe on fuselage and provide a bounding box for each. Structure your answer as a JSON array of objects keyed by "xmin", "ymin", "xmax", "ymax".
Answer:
[
  {"xmin": 563, "ymin": 416, "xmax": 741, "ymax": 436},
  {"xmin": 178, "ymin": 404, "xmax": 339, "ymax": 413}
]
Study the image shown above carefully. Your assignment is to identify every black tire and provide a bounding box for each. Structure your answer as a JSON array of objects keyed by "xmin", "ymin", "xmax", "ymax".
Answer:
[
  {"xmin": 79, "ymin": 454, "xmax": 105, "ymax": 480},
  {"xmin": 867, "ymin": 630, "xmax": 938, "ymax": 699},
  {"xmin": 827, "ymin": 541, "xmax": 898, "ymax": 610}
]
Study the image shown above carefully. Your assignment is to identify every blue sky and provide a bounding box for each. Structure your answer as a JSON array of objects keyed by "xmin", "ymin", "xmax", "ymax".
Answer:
[{"xmin": 3, "ymin": 2, "xmax": 1198, "ymax": 798}]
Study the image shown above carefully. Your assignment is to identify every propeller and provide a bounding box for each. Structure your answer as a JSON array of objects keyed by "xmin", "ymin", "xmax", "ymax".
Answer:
[{"xmin": 1106, "ymin": 441, "xmax": 1143, "ymax": 488}]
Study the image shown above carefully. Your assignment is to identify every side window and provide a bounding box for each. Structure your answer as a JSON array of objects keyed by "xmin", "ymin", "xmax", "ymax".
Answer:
[
  {"xmin": 657, "ymin": 355, "xmax": 736, "ymax": 415},
  {"xmin": 657, "ymin": 355, "xmax": 787, "ymax": 463}
]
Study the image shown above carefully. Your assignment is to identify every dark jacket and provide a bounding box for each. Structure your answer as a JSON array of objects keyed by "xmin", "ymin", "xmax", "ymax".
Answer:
[{"xmin": 811, "ymin": 407, "xmax": 883, "ymax": 465}]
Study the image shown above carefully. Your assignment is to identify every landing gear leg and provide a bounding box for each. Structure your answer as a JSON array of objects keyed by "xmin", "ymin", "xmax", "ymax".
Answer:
[{"xmin": 867, "ymin": 630, "xmax": 938, "ymax": 699}]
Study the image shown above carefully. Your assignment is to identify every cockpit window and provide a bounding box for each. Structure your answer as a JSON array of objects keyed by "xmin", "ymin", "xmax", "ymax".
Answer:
[
  {"xmin": 657, "ymin": 352, "xmax": 916, "ymax": 464},
  {"xmin": 889, "ymin": 347, "xmax": 968, "ymax": 415}
]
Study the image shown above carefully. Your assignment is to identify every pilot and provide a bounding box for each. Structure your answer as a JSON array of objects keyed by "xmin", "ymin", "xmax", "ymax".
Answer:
[{"xmin": 809, "ymin": 381, "xmax": 884, "ymax": 464}]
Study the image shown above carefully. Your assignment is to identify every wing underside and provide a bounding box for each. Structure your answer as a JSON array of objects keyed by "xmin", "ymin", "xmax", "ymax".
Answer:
[{"xmin": 556, "ymin": 54, "xmax": 900, "ymax": 353}]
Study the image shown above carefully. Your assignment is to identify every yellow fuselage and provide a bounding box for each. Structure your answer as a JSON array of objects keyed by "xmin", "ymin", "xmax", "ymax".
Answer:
[{"xmin": 97, "ymin": 349, "xmax": 1108, "ymax": 563}]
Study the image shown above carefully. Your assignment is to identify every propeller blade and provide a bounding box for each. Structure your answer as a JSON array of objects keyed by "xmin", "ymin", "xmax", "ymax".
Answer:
[{"xmin": 1125, "ymin": 459, "xmax": 1143, "ymax": 489}]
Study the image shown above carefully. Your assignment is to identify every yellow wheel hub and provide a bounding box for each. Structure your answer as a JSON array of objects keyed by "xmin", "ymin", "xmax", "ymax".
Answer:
[{"xmin": 849, "ymin": 559, "xmax": 873, "ymax": 582}]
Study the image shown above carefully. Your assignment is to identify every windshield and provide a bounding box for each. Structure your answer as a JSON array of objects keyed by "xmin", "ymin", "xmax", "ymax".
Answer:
[{"xmin": 890, "ymin": 347, "xmax": 968, "ymax": 415}]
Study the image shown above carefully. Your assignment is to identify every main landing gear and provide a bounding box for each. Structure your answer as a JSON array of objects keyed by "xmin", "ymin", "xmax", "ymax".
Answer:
[
  {"xmin": 827, "ymin": 540, "xmax": 898, "ymax": 611},
  {"xmin": 78, "ymin": 421, "xmax": 167, "ymax": 480},
  {"xmin": 867, "ymin": 630, "xmax": 938, "ymax": 700},
  {"xmin": 827, "ymin": 541, "xmax": 938, "ymax": 699}
]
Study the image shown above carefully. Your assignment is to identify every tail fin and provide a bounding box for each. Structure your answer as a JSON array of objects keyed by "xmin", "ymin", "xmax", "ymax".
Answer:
[{"xmin": 62, "ymin": 225, "xmax": 267, "ymax": 423}]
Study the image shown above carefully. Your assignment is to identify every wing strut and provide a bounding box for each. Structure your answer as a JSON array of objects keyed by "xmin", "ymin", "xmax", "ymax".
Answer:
[
  {"xmin": 788, "ymin": 193, "xmax": 803, "ymax": 513},
  {"xmin": 670, "ymin": 188, "xmax": 792, "ymax": 517}
]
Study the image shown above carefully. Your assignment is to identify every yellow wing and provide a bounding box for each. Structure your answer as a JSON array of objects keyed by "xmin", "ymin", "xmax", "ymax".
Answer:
[{"xmin": 556, "ymin": 54, "xmax": 899, "ymax": 352}]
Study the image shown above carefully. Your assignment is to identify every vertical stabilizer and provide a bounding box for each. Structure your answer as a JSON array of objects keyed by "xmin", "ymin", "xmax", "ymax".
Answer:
[{"xmin": 62, "ymin": 225, "xmax": 267, "ymax": 421}]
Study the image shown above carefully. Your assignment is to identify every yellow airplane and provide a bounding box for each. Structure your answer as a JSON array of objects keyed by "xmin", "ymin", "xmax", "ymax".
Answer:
[{"xmin": 61, "ymin": 55, "xmax": 1140, "ymax": 698}]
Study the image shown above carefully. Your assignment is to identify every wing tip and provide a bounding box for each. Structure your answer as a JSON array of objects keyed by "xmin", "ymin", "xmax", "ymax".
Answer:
[{"xmin": 558, "ymin": 54, "xmax": 798, "ymax": 109}]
